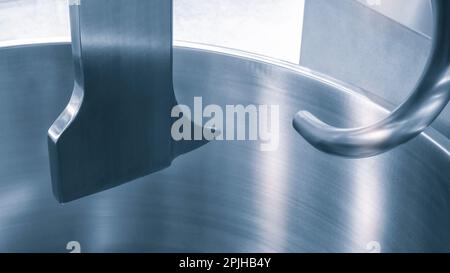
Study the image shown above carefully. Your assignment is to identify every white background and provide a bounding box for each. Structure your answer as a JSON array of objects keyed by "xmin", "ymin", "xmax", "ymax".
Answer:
[{"xmin": 0, "ymin": 0, "xmax": 305, "ymax": 63}]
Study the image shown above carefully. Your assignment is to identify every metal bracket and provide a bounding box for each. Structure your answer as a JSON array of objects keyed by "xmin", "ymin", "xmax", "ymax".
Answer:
[{"xmin": 48, "ymin": 0, "xmax": 205, "ymax": 202}]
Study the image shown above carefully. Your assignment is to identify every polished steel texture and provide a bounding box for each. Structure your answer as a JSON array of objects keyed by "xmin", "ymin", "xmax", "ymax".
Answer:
[
  {"xmin": 300, "ymin": 0, "xmax": 450, "ymax": 138},
  {"xmin": 0, "ymin": 41, "xmax": 450, "ymax": 252},
  {"xmin": 294, "ymin": 0, "xmax": 450, "ymax": 158},
  {"xmin": 48, "ymin": 0, "xmax": 206, "ymax": 202}
]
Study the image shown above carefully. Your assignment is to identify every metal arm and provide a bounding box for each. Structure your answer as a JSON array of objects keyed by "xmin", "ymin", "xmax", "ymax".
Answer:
[
  {"xmin": 48, "ymin": 0, "xmax": 207, "ymax": 203},
  {"xmin": 293, "ymin": 0, "xmax": 450, "ymax": 158}
]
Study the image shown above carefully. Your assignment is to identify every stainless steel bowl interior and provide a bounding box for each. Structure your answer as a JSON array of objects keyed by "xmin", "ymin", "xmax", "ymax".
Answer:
[{"xmin": 0, "ymin": 42, "xmax": 449, "ymax": 252}]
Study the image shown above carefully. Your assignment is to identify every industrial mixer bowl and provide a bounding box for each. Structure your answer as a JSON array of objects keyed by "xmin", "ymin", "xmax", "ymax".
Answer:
[{"xmin": 0, "ymin": 42, "xmax": 449, "ymax": 252}]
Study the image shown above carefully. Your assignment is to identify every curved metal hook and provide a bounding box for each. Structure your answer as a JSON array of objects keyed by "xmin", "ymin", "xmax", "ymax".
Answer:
[{"xmin": 293, "ymin": 0, "xmax": 450, "ymax": 158}]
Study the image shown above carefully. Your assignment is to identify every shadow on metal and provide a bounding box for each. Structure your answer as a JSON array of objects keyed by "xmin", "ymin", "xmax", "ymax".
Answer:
[
  {"xmin": 1, "ymin": 42, "xmax": 449, "ymax": 252},
  {"xmin": 294, "ymin": 0, "xmax": 450, "ymax": 158},
  {"xmin": 48, "ymin": 0, "xmax": 207, "ymax": 203}
]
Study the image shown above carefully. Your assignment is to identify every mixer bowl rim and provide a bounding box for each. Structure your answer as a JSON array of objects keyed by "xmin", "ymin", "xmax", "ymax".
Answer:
[{"xmin": 1, "ymin": 38, "xmax": 449, "ymax": 158}]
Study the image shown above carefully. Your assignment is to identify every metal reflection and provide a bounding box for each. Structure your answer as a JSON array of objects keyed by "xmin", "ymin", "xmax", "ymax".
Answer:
[
  {"xmin": 1, "ymin": 41, "xmax": 450, "ymax": 251},
  {"xmin": 48, "ymin": 0, "xmax": 207, "ymax": 203},
  {"xmin": 293, "ymin": 0, "xmax": 450, "ymax": 158}
]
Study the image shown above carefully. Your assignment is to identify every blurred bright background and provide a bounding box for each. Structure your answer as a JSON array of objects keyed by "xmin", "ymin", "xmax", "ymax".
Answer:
[{"xmin": 0, "ymin": 0, "xmax": 305, "ymax": 63}]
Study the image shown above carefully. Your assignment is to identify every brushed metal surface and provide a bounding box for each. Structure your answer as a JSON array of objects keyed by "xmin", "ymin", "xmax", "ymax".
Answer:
[
  {"xmin": 301, "ymin": 0, "xmax": 450, "ymax": 140},
  {"xmin": 0, "ymin": 43, "xmax": 449, "ymax": 252},
  {"xmin": 357, "ymin": 0, "xmax": 432, "ymax": 37},
  {"xmin": 48, "ymin": 0, "xmax": 206, "ymax": 202},
  {"xmin": 294, "ymin": 0, "xmax": 450, "ymax": 157}
]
